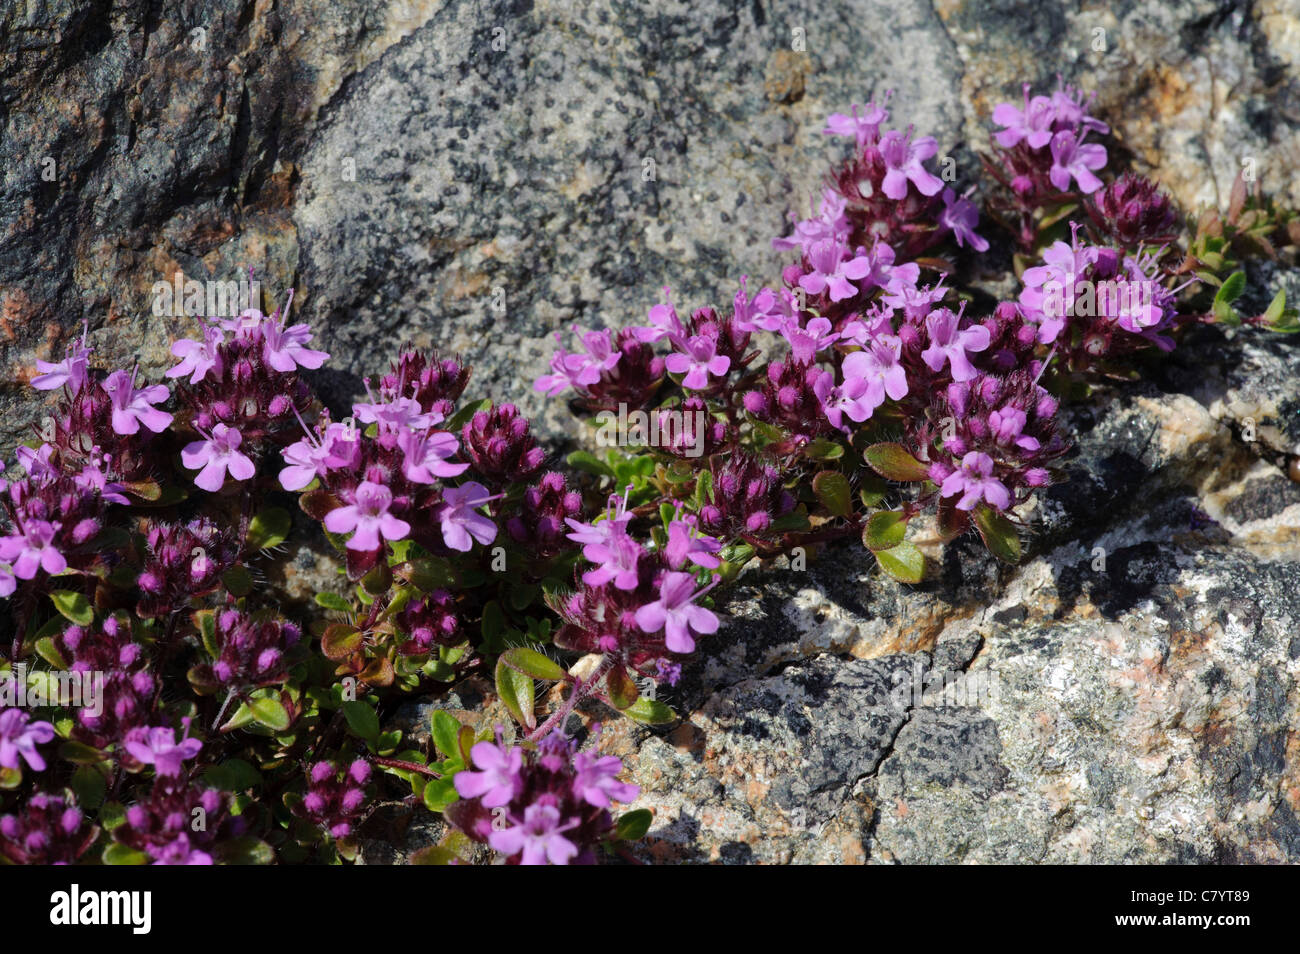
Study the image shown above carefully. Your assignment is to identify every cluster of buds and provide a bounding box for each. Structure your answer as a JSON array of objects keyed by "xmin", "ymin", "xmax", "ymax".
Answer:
[
  {"xmin": 0, "ymin": 454, "xmax": 105, "ymax": 594},
  {"xmin": 505, "ymin": 471, "xmax": 583, "ymax": 559},
  {"xmin": 698, "ymin": 453, "xmax": 796, "ymax": 540},
  {"xmin": 447, "ymin": 728, "xmax": 638, "ymax": 865},
  {"xmin": 378, "ymin": 347, "xmax": 469, "ymax": 420},
  {"xmin": 461, "ymin": 403, "xmax": 546, "ymax": 486},
  {"xmin": 1086, "ymin": 173, "xmax": 1179, "ymax": 249},
  {"xmin": 294, "ymin": 759, "xmax": 371, "ymax": 839},
  {"xmin": 57, "ymin": 617, "xmax": 157, "ymax": 747},
  {"xmin": 113, "ymin": 777, "xmax": 240, "ymax": 865},
  {"xmin": 397, "ymin": 589, "xmax": 461, "ymax": 654},
  {"xmin": 191, "ymin": 608, "xmax": 301, "ymax": 689},
  {"xmin": 136, "ymin": 518, "xmax": 238, "ymax": 618},
  {"xmin": 0, "ymin": 791, "xmax": 98, "ymax": 864}
]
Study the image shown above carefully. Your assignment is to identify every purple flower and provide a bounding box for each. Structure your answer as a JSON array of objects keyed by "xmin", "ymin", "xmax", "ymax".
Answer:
[
  {"xmin": 571, "ymin": 750, "xmax": 640, "ymax": 808},
  {"xmin": 799, "ymin": 240, "xmax": 877, "ymax": 302},
  {"xmin": 779, "ymin": 316, "xmax": 839, "ymax": 364},
  {"xmin": 0, "ymin": 520, "xmax": 66, "ymax": 579},
  {"xmin": 262, "ymin": 318, "xmax": 329, "ymax": 372},
  {"xmin": 533, "ymin": 328, "xmax": 621, "ymax": 395},
  {"xmin": 665, "ymin": 334, "xmax": 730, "ymax": 390},
  {"xmin": 878, "ymin": 129, "xmax": 943, "ymax": 199},
  {"xmin": 435, "ymin": 481, "xmax": 499, "ymax": 552},
  {"xmin": 279, "ymin": 422, "xmax": 355, "ymax": 491},
  {"xmin": 581, "ymin": 529, "xmax": 644, "ymax": 590},
  {"xmin": 149, "ymin": 833, "xmax": 214, "ymax": 865},
  {"xmin": 398, "ymin": 428, "xmax": 469, "ymax": 484},
  {"xmin": 354, "ymin": 394, "xmax": 441, "ymax": 434},
  {"xmin": 842, "ymin": 334, "xmax": 909, "ymax": 407},
  {"xmin": 101, "ymin": 369, "xmax": 173, "ymax": 436},
  {"xmin": 921, "ymin": 308, "xmax": 990, "ymax": 382},
  {"xmin": 1048, "ymin": 131, "xmax": 1107, "ymax": 194},
  {"xmin": 663, "ymin": 515, "xmax": 722, "ymax": 570},
  {"xmin": 772, "ymin": 189, "xmax": 851, "ymax": 256},
  {"xmin": 730, "ymin": 277, "xmax": 779, "ymax": 333},
  {"xmin": 181, "ymin": 423, "xmax": 255, "ymax": 492},
  {"xmin": 32, "ymin": 325, "xmax": 91, "ymax": 392},
  {"xmin": 166, "ymin": 325, "xmax": 225, "ymax": 384},
  {"xmin": 489, "ymin": 803, "xmax": 580, "ymax": 866},
  {"xmin": 324, "ymin": 480, "xmax": 411, "ymax": 551},
  {"xmin": 123, "ymin": 725, "xmax": 203, "ymax": 777},
  {"xmin": 0, "ymin": 709, "xmax": 56, "ymax": 771},
  {"xmin": 992, "ymin": 85, "xmax": 1057, "ymax": 149},
  {"xmin": 630, "ymin": 290, "xmax": 688, "ymax": 345},
  {"xmin": 939, "ymin": 188, "xmax": 989, "ymax": 253},
  {"xmin": 940, "ymin": 452, "xmax": 1011, "ymax": 511},
  {"xmin": 1019, "ymin": 235, "xmax": 1101, "ymax": 343},
  {"xmin": 634, "ymin": 571, "xmax": 721, "ymax": 654},
  {"xmin": 454, "ymin": 738, "xmax": 523, "ymax": 808},
  {"xmin": 822, "ymin": 99, "xmax": 889, "ymax": 148},
  {"xmin": 988, "ymin": 406, "xmax": 1041, "ymax": 452}
]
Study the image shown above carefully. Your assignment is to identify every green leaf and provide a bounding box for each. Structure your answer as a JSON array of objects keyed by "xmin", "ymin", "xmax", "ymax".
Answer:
[
  {"xmin": 614, "ymin": 808, "xmax": 653, "ymax": 841},
  {"xmin": 500, "ymin": 647, "xmax": 565, "ymax": 681},
  {"xmin": 972, "ymin": 505, "xmax": 1022, "ymax": 564},
  {"xmin": 422, "ymin": 777, "xmax": 459, "ymax": 812},
  {"xmin": 567, "ymin": 450, "xmax": 614, "ymax": 478},
  {"xmin": 622, "ymin": 697, "xmax": 676, "ymax": 724},
  {"xmin": 480, "ymin": 600, "xmax": 507, "ymax": 652},
  {"xmin": 49, "ymin": 589, "xmax": 93, "ymax": 626},
  {"xmin": 195, "ymin": 609, "xmax": 219, "ymax": 658},
  {"xmin": 431, "ymin": 711, "xmax": 463, "ymax": 760},
  {"xmin": 103, "ymin": 843, "xmax": 150, "ymax": 865},
  {"xmin": 875, "ymin": 541, "xmax": 925, "ymax": 584},
  {"xmin": 342, "ymin": 700, "xmax": 380, "ymax": 744},
  {"xmin": 315, "ymin": 591, "xmax": 352, "ymax": 613},
  {"xmin": 35, "ymin": 636, "xmax": 69, "ymax": 670},
  {"xmin": 495, "ymin": 657, "xmax": 535, "ymax": 729},
  {"xmin": 70, "ymin": 764, "xmax": 107, "ymax": 810},
  {"xmin": 858, "ymin": 473, "xmax": 888, "ymax": 508},
  {"xmin": 404, "ymin": 558, "xmax": 457, "ymax": 591},
  {"xmin": 246, "ymin": 507, "xmax": 292, "ymax": 550},
  {"xmin": 213, "ymin": 836, "xmax": 275, "ymax": 865},
  {"xmin": 863, "ymin": 510, "xmax": 907, "ymax": 551},
  {"xmin": 812, "ymin": 471, "xmax": 852, "ymax": 519},
  {"xmin": 864, "ymin": 443, "xmax": 930, "ymax": 482},
  {"xmin": 804, "ymin": 438, "xmax": 845, "ymax": 461},
  {"xmin": 1213, "ymin": 271, "xmax": 1246, "ymax": 325},
  {"xmin": 223, "ymin": 565, "xmax": 254, "ymax": 597},
  {"xmin": 768, "ymin": 509, "xmax": 811, "ymax": 533},
  {"xmin": 443, "ymin": 398, "xmax": 492, "ymax": 433},
  {"xmin": 605, "ymin": 664, "xmax": 639, "ymax": 710},
  {"xmin": 694, "ymin": 468, "xmax": 714, "ymax": 507},
  {"xmin": 249, "ymin": 697, "xmax": 292, "ymax": 732},
  {"xmin": 204, "ymin": 758, "xmax": 262, "ymax": 792}
]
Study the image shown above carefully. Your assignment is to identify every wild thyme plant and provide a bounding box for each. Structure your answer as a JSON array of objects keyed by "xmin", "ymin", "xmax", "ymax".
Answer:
[{"xmin": 0, "ymin": 85, "xmax": 1294, "ymax": 865}]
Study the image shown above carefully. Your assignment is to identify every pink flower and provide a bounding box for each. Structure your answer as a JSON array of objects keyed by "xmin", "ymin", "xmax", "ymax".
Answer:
[
  {"xmin": 0, "ymin": 520, "xmax": 66, "ymax": 578},
  {"xmin": 992, "ymin": 85, "xmax": 1057, "ymax": 149},
  {"xmin": 354, "ymin": 394, "xmax": 441, "ymax": 434},
  {"xmin": 279, "ymin": 421, "xmax": 358, "ymax": 491},
  {"xmin": 634, "ymin": 571, "xmax": 720, "ymax": 654},
  {"xmin": 489, "ymin": 803, "xmax": 579, "ymax": 865},
  {"xmin": 779, "ymin": 315, "xmax": 839, "ymax": 364},
  {"xmin": 878, "ymin": 129, "xmax": 943, "ymax": 199},
  {"xmin": 940, "ymin": 452, "xmax": 1011, "ymax": 511},
  {"xmin": 571, "ymin": 750, "xmax": 639, "ymax": 808},
  {"xmin": 939, "ymin": 188, "xmax": 989, "ymax": 252},
  {"xmin": 663, "ymin": 515, "xmax": 722, "ymax": 570},
  {"xmin": 581, "ymin": 529, "xmax": 643, "ymax": 590},
  {"xmin": 798, "ymin": 240, "xmax": 876, "ymax": 302},
  {"xmin": 1048, "ymin": 130, "xmax": 1107, "ymax": 194},
  {"xmin": 533, "ymin": 328, "xmax": 623, "ymax": 394},
  {"xmin": 262, "ymin": 319, "xmax": 329, "ymax": 372},
  {"xmin": 921, "ymin": 308, "xmax": 990, "ymax": 382},
  {"xmin": 166, "ymin": 325, "xmax": 225, "ymax": 384},
  {"xmin": 1019, "ymin": 235, "xmax": 1101, "ymax": 344},
  {"xmin": 101, "ymin": 369, "xmax": 173, "ymax": 436},
  {"xmin": 324, "ymin": 480, "xmax": 411, "ymax": 551},
  {"xmin": 730, "ymin": 277, "xmax": 779, "ymax": 333},
  {"xmin": 398, "ymin": 428, "xmax": 469, "ymax": 484},
  {"xmin": 772, "ymin": 189, "xmax": 851, "ymax": 255},
  {"xmin": 181, "ymin": 423, "xmax": 256, "ymax": 492},
  {"xmin": 122, "ymin": 725, "xmax": 203, "ymax": 777},
  {"xmin": 814, "ymin": 371, "xmax": 877, "ymax": 429},
  {"xmin": 988, "ymin": 406, "xmax": 1041, "ymax": 452},
  {"xmin": 842, "ymin": 334, "xmax": 909, "ymax": 406},
  {"xmin": 435, "ymin": 481, "xmax": 499, "ymax": 552},
  {"xmin": 822, "ymin": 98, "xmax": 889, "ymax": 148},
  {"xmin": 665, "ymin": 335, "xmax": 730, "ymax": 390},
  {"xmin": 150, "ymin": 833, "xmax": 214, "ymax": 865},
  {"xmin": 31, "ymin": 325, "xmax": 92, "ymax": 392},
  {"xmin": 0, "ymin": 709, "xmax": 56, "ymax": 771},
  {"xmin": 454, "ymin": 738, "xmax": 523, "ymax": 807}
]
